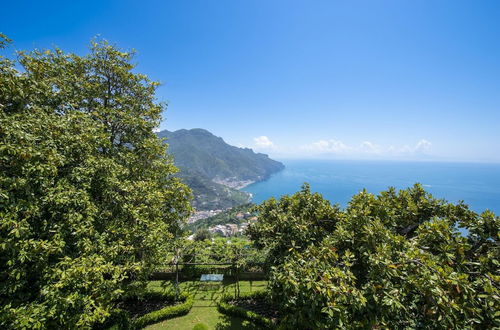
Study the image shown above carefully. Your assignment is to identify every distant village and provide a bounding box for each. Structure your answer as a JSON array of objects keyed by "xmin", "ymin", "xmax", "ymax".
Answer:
[
  {"xmin": 187, "ymin": 209, "xmax": 224, "ymax": 223},
  {"xmin": 188, "ymin": 210, "xmax": 258, "ymax": 238}
]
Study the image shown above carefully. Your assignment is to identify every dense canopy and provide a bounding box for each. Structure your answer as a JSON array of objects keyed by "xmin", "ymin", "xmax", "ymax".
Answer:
[
  {"xmin": 0, "ymin": 35, "xmax": 191, "ymax": 328},
  {"xmin": 248, "ymin": 184, "xmax": 499, "ymax": 329}
]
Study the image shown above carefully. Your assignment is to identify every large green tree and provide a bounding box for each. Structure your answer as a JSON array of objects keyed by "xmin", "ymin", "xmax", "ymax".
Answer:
[
  {"xmin": 247, "ymin": 183, "xmax": 341, "ymax": 267},
  {"xmin": 249, "ymin": 184, "xmax": 499, "ymax": 329},
  {"xmin": 0, "ymin": 35, "xmax": 191, "ymax": 328}
]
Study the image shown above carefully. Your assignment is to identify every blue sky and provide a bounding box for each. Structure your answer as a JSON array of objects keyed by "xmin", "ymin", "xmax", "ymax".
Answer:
[{"xmin": 2, "ymin": 1, "xmax": 500, "ymax": 162}]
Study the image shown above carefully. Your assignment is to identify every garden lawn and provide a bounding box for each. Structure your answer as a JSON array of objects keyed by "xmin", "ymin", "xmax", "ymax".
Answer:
[{"xmin": 144, "ymin": 280, "xmax": 267, "ymax": 330}]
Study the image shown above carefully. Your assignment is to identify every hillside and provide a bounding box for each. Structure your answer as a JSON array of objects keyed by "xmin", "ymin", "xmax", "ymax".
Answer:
[
  {"xmin": 158, "ymin": 129, "xmax": 284, "ymax": 184},
  {"xmin": 178, "ymin": 168, "xmax": 250, "ymax": 211},
  {"xmin": 157, "ymin": 128, "xmax": 284, "ymax": 210}
]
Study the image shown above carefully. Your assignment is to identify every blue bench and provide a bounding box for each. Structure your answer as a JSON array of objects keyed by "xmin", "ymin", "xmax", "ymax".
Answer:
[
  {"xmin": 200, "ymin": 274, "xmax": 224, "ymax": 290},
  {"xmin": 200, "ymin": 274, "xmax": 224, "ymax": 282}
]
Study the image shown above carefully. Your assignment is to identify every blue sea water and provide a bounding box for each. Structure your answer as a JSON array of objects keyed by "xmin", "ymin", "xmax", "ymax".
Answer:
[{"xmin": 243, "ymin": 160, "xmax": 500, "ymax": 214}]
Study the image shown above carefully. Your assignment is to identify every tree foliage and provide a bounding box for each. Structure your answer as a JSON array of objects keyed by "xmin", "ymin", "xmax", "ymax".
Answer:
[
  {"xmin": 193, "ymin": 228, "xmax": 213, "ymax": 242},
  {"xmin": 249, "ymin": 184, "xmax": 499, "ymax": 329},
  {"xmin": 247, "ymin": 183, "xmax": 342, "ymax": 267},
  {"xmin": 0, "ymin": 36, "xmax": 191, "ymax": 328}
]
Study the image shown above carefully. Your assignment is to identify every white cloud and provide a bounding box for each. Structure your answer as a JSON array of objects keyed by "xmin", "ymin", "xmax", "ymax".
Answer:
[
  {"xmin": 152, "ymin": 127, "xmax": 160, "ymax": 133},
  {"xmin": 253, "ymin": 136, "xmax": 275, "ymax": 149},
  {"xmin": 245, "ymin": 135, "xmax": 433, "ymax": 159},
  {"xmin": 302, "ymin": 139, "xmax": 382, "ymax": 154},
  {"xmin": 359, "ymin": 141, "xmax": 382, "ymax": 154},
  {"xmin": 399, "ymin": 145, "xmax": 413, "ymax": 153},
  {"xmin": 300, "ymin": 138, "xmax": 432, "ymax": 158},
  {"xmin": 302, "ymin": 139, "xmax": 350, "ymax": 153},
  {"xmin": 393, "ymin": 139, "xmax": 432, "ymax": 155},
  {"xmin": 414, "ymin": 139, "xmax": 432, "ymax": 153}
]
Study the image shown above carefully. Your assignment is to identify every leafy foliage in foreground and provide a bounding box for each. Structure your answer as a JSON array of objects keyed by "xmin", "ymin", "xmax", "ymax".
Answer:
[
  {"xmin": 0, "ymin": 36, "xmax": 191, "ymax": 328},
  {"xmin": 248, "ymin": 184, "xmax": 499, "ymax": 329}
]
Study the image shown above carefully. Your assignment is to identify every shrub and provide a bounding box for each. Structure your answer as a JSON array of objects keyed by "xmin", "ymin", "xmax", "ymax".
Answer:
[
  {"xmin": 131, "ymin": 292, "xmax": 194, "ymax": 329},
  {"xmin": 217, "ymin": 291, "xmax": 275, "ymax": 329},
  {"xmin": 194, "ymin": 228, "xmax": 212, "ymax": 241},
  {"xmin": 193, "ymin": 323, "xmax": 209, "ymax": 330}
]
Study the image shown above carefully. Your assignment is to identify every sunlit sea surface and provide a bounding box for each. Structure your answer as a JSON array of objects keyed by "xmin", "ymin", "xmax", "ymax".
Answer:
[{"xmin": 243, "ymin": 160, "xmax": 500, "ymax": 214}]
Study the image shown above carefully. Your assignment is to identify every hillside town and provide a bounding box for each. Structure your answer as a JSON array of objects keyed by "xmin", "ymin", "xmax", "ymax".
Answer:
[
  {"xmin": 205, "ymin": 211, "xmax": 258, "ymax": 237},
  {"xmin": 187, "ymin": 209, "xmax": 224, "ymax": 223}
]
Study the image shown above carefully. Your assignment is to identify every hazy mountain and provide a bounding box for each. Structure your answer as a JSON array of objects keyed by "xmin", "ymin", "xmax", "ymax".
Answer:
[{"xmin": 157, "ymin": 128, "xmax": 284, "ymax": 210}]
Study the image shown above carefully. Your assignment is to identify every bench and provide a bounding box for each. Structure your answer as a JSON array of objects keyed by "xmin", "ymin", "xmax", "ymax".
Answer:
[
  {"xmin": 200, "ymin": 274, "xmax": 224, "ymax": 282},
  {"xmin": 199, "ymin": 274, "xmax": 224, "ymax": 290}
]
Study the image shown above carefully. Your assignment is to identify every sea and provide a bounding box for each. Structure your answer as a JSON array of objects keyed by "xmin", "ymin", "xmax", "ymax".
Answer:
[{"xmin": 243, "ymin": 160, "xmax": 500, "ymax": 215}]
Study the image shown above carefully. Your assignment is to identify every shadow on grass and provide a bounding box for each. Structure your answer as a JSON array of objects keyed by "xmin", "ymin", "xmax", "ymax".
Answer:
[
  {"xmin": 152, "ymin": 279, "xmax": 267, "ymax": 308},
  {"xmin": 157, "ymin": 278, "xmax": 261, "ymax": 296},
  {"xmin": 144, "ymin": 280, "xmax": 269, "ymax": 329}
]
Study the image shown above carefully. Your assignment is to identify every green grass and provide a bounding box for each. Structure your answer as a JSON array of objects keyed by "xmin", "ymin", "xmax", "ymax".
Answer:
[{"xmin": 144, "ymin": 280, "xmax": 267, "ymax": 330}]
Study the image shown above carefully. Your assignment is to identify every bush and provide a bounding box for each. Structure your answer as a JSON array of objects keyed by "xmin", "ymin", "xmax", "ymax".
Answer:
[
  {"xmin": 131, "ymin": 292, "xmax": 194, "ymax": 329},
  {"xmin": 194, "ymin": 228, "xmax": 212, "ymax": 241},
  {"xmin": 193, "ymin": 323, "xmax": 209, "ymax": 330},
  {"xmin": 93, "ymin": 309, "xmax": 131, "ymax": 330},
  {"xmin": 217, "ymin": 291, "xmax": 275, "ymax": 329},
  {"xmin": 95, "ymin": 291, "xmax": 194, "ymax": 329}
]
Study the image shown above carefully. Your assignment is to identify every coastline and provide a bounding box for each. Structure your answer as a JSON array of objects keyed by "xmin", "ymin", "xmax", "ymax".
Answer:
[
  {"xmin": 212, "ymin": 178, "xmax": 256, "ymax": 190},
  {"xmin": 188, "ymin": 168, "xmax": 284, "ymax": 224}
]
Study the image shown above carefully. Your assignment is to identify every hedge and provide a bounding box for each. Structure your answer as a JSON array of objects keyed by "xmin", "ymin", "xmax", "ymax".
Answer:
[
  {"xmin": 100, "ymin": 291, "xmax": 194, "ymax": 329},
  {"xmin": 216, "ymin": 291, "xmax": 276, "ymax": 329},
  {"xmin": 132, "ymin": 291, "xmax": 194, "ymax": 329}
]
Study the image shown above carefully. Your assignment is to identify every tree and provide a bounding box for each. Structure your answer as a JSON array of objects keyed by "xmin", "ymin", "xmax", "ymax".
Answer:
[
  {"xmin": 249, "ymin": 184, "xmax": 499, "ymax": 329},
  {"xmin": 194, "ymin": 228, "xmax": 213, "ymax": 241},
  {"xmin": 0, "ymin": 36, "xmax": 191, "ymax": 328},
  {"xmin": 246, "ymin": 183, "xmax": 341, "ymax": 268}
]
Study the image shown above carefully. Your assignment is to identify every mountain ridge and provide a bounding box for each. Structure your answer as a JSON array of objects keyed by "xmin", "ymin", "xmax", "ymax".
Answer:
[{"xmin": 157, "ymin": 128, "xmax": 284, "ymax": 210}]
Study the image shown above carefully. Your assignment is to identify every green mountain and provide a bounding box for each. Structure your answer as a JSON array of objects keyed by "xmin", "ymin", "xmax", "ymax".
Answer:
[
  {"xmin": 158, "ymin": 128, "xmax": 284, "ymax": 182},
  {"xmin": 157, "ymin": 128, "xmax": 284, "ymax": 210}
]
